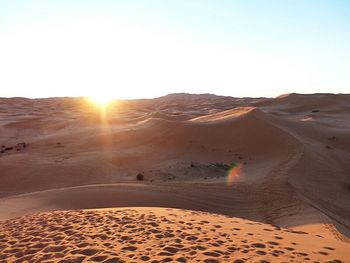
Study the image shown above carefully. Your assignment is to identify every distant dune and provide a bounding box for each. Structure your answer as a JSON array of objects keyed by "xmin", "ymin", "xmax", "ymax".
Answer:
[{"xmin": 0, "ymin": 93, "xmax": 349, "ymax": 261}]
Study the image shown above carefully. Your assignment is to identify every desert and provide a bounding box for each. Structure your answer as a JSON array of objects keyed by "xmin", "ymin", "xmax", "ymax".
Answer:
[{"xmin": 0, "ymin": 93, "xmax": 349, "ymax": 262}]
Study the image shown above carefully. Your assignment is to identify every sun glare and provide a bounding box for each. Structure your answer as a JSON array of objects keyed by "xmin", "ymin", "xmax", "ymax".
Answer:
[{"xmin": 88, "ymin": 95, "xmax": 114, "ymax": 107}]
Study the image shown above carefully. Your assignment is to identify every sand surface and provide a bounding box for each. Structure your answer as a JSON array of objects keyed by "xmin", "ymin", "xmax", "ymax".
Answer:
[
  {"xmin": 0, "ymin": 207, "xmax": 348, "ymax": 263},
  {"xmin": 0, "ymin": 93, "xmax": 349, "ymax": 261}
]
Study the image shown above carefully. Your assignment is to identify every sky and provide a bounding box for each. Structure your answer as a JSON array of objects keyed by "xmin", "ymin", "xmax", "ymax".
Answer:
[{"xmin": 0, "ymin": 0, "xmax": 349, "ymax": 99}]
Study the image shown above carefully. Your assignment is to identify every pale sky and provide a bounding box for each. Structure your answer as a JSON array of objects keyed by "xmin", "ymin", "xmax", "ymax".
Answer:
[{"xmin": 0, "ymin": 0, "xmax": 349, "ymax": 99}]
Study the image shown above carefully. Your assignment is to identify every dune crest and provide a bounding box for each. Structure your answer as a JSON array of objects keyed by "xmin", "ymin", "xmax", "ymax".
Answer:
[{"xmin": 189, "ymin": 106, "xmax": 258, "ymax": 123}]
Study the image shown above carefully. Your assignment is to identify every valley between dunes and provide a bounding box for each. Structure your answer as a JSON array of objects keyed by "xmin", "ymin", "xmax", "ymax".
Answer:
[{"xmin": 0, "ymin": 93, "xmax": 349, "ymax": 262}]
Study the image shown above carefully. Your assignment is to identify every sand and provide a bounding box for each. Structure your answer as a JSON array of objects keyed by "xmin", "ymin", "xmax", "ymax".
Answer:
[
  {"xmin": 0, "ymin": 93, "xmax": 349, "ymax": 261},
  {"xmin": 0, "ymin": 208, "xmax": 348, "ymax": 262}
]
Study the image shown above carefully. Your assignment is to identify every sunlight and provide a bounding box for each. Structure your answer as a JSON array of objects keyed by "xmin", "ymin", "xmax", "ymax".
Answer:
[
  {"xmin": 88, "ymin": 94, "xmax": 114, "ymax": 108},
  {"xmin": 0, "ymin": 22, "xmax": 309, "ymax": 99}
]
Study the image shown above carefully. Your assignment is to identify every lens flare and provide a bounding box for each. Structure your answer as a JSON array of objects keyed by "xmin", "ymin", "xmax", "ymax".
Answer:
[{"xmin": 227, "ymin": 163, "xmax": 244, "ymax": 186}]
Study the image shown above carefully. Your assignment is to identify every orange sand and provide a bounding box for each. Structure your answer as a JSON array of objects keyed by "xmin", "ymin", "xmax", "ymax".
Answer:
[{"xmin": 0, "ymin": 93, "xmax": 349, "ymax": 261}]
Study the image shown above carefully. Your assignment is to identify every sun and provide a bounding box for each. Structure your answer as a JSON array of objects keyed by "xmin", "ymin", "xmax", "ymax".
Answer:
[{"xmin": 88, "ymin": 94, "xmax": 114, "ymax": 107}]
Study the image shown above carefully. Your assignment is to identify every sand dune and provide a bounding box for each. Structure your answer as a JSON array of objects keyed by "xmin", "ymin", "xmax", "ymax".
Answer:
[
  {"xmin": 0, "ymin": 93, "xmax": 349, "ymax": 261},
  {"xmin": 0, "ymin": 208, "xmax": 348, "ymax": 263}
]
